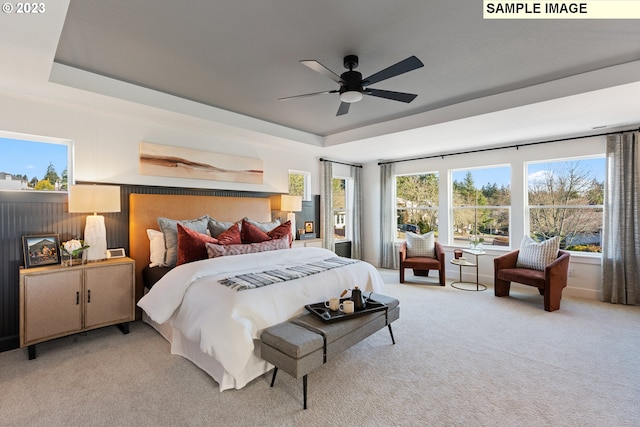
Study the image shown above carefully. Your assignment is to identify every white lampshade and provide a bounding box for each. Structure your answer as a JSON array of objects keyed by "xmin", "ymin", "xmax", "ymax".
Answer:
[
  {"xmin": 68, "ymin": 185, "xmax": 121, "ymax": 261},
  {"xmin": 280, "ymin": 195, "xmax": 302, "ymax": 213},
  {"xmin": 68, "ymin": 185, "xmax": 121, "ymax": 214}
]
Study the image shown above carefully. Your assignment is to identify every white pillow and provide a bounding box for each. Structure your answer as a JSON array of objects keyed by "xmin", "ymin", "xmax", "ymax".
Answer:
[
  {"xmin": 516, "ymin": 235, "xmax": 560, "ymax": 271},
  {"xmin": 147, "ymin": 229, "xmax": 167, "ymax": 268},
  {"xmin": 405, "ymin": 231, "xmax": 435, "ymax": 258}
]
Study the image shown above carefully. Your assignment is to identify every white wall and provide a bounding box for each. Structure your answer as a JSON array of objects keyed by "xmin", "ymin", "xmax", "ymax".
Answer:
[
  {"xmin": 361, "ymin": 136, "xmax": 605, "ymax": 300},
  {"xmin": 0, "ymin": 91, "xmax": 321, "ymax": 193}
]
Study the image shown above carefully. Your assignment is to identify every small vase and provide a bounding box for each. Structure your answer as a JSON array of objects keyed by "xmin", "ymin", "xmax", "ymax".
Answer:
[{"xmin": 62, "ymin": 251, "xmax": 87, "ymax": 267}]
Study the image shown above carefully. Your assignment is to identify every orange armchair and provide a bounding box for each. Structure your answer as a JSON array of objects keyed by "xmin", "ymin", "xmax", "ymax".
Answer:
[
  {"xmin": 494, "ymin": 249, "xmax": 571, "ymax": 312},
  {"xmin": 399, "ymin": 241, "xmax": 446, "ymax": 286}
]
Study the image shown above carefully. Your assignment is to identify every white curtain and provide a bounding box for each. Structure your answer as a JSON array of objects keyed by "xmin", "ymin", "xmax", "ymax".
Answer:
[
  {"xmin": 379, "ymin": 162, "xmax": 396, "ymax": 268},
  {"xmin": 601, "ymin": 131, "xmax": 640, "ymax": 305},
  {"xmin": 320, "ymin": 160, "xmax": 334, "ymax": 251},
  {"xmin": 351, "ymin": 165, "xmax": 363, "ymax": 260}
]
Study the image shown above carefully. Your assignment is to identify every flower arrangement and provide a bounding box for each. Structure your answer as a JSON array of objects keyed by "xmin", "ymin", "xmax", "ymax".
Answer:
[
  {"xmin": 469, "ymin": 235, "xmax": 485, "ymax": 249},
  {"xmin": 61, "ymin": 239, "xmax": 90, "ymax": 266}
]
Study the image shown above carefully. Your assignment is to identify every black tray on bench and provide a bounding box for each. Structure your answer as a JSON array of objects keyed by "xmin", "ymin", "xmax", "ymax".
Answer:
[{"xmin": 305, "ymin": 297, "xmax": 388, "ymax": 322}]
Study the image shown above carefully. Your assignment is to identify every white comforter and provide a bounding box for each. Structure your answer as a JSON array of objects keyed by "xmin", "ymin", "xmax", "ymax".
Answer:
[{"xmin": 137, "ymin": 247, "xmax": 384, "ymax": 386}]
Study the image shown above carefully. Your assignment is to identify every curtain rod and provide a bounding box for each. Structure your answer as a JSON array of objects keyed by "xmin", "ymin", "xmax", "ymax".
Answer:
[
  {"xmin": 320, "ymin": 158, "xmax": 363, "ymax": 168},
  {"xmin": 377, "ymin": 127, "xmax": 639, "ymax": 166}
]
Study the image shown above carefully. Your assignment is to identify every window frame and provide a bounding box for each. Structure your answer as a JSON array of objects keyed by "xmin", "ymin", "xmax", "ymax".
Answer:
[
  {"xmin": 288, "ymin": 169, "xmax": 311, "ymax": 201},
  {"xmin": 0, "ymin": 131, "xmax": 73, "ymax": 193},
  {"xmin": 525, "ymin": 155, "xmax": 605, "ymax": 253},
  {"xmin": 450, "ymin": 165, "xmax": 512, "ymax": 248},
  {"xmin": 332, "ymin": 175, "xmax": 353, "ymax": 241},
  {"xmin": 394, "ymin": 172, "xmax": 439, "ymax": 240}
]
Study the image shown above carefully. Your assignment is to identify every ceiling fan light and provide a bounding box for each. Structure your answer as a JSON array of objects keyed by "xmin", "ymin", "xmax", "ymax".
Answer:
[{"xmin": 340, "ymin": 90, "xmax": 363, "ymax": 103}]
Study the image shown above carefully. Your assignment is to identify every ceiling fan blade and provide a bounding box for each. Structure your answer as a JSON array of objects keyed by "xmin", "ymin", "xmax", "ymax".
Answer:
[
  {"xmin": 279, "ymin": 90, "xmax": 338, "ymax": 101},
  {"xmin": 366, "ymin": 88, "xmax": 418, "ymax": 103},
  {"xmin": 336, "ymin": 102, "xmax": 350, "ymax": 116},
  {"xmin": 362, "ymin": 56, "xmax": 424, "ymax": 86},
  {"xmin": 300, "ymin": 60, "xmax": 344, "ymax": 84}
]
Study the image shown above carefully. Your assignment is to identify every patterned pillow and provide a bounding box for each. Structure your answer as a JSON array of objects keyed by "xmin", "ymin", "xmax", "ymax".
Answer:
[
  {"xmin": 405, "ymin": 231, "xmax": 435, "ymax": 258},
  {"xmin": 205, "ymin": 238, "xmax": 289, "ymax": 258},
  {"xmin": 216, "ymin": 223, "xmax": 242, "ymax": 245},
  {"xmin": 240, "ymin": 219, "xmax": 272, "ymax": 243},
  {"xmin": 176, "ymin": 223, "xmax": 218, "ymax": 266},
  {"xmin": 158, "ymin": 215, "xmax": 209, "ymax": 267},
  {"xmin": 516, "ymin": 235, "xmax": 560, "ymax": 271}
]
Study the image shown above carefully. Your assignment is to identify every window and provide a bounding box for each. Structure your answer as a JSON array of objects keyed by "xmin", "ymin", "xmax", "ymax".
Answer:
[
  {"xmin": 395, "ymin": 173, "xmax": 439, "ymax": 239},
  {"xmin": 452, "ymin": 166, "xmax": 511, "ymax": 247},
  {"xmin": 288, "ymin": 170, "xmax": 311, "ymax": 201},
  {"xmin": 526, "ymin": 157, "xmax": 604, "ymax": 253},
  {"xmin": 332, "ymin": 176, "xmax": 352, "ymax": 240},
  {"xmin": 0, "ymin": 133, "xmax": 71, "ymax": 191}
]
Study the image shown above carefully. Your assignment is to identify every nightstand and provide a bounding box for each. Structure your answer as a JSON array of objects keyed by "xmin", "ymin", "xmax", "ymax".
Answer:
[
  {"xmin": 292, "ymin": 238, "xmax": 323, "ymax": 248},
  {"xmin": 19, "ymin": 257, "xmax": 135, "ymax": 359}
]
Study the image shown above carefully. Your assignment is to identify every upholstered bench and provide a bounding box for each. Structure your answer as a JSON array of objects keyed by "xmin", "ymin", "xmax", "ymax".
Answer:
[{"xmin": 260, "ymin": 293, "xmax": 399, "ymax": 409}]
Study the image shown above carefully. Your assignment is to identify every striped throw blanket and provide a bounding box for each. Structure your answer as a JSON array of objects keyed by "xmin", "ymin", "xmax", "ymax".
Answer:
[{"xmin": 219, "ymin": 256, "xmax": 358, "ymax": 291}]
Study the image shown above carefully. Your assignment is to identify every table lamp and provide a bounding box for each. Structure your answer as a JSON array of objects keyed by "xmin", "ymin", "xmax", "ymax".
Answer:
[
  {"xmin": 279, "ymin": 195, "xmax": 302, "ymax": 239},
  {"xmin": 68, "ymin": 184, "xmax": 121, "ymax": 261}
]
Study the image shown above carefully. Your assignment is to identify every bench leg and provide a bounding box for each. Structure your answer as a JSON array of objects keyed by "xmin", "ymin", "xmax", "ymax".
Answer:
[
  {"xmin": 388, "ymin": 324, "xmax": 396, "ymax": 345},
  {"xmin": 303, "ymin": 374, "xmax": 308, "ymax": 410},
  {"xmin": 270, "ymin": 367, "xmax": 278, "ymax": 387}
]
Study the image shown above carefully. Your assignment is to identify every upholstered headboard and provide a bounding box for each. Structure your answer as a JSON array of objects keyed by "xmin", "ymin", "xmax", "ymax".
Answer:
[{"xmin": 129, "ymin": 193, "xmax": 272, "ymax": 309}]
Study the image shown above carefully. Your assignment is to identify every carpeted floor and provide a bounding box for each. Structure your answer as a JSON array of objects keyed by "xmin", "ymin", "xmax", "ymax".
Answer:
[{"xmin": 1, "ymin": 269, "xmax": 639, "ymax": 426}]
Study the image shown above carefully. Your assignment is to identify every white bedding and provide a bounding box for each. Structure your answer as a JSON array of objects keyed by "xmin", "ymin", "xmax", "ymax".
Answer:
[{"xmin": 137, "ymin": 247, "xmax": 384, "ymax": 390}]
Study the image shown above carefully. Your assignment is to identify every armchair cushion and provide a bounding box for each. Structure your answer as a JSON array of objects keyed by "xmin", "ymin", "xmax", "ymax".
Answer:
[
  {"xmin": 516, "ymin": 235, "xmax": 560, "ymax": 271},
  {"xmin": 405, "ymin": 231, "xmax": 435, "ymax": 258}
]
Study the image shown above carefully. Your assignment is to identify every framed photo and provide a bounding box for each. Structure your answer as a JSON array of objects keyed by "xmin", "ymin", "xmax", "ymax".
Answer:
[
  {"xmin": 22, "ymin": 234, "xmax": 60, "ymax": 268},
  {"xmin": 304, "ymin": 221, "xmax": 314, "ymax": 234}
]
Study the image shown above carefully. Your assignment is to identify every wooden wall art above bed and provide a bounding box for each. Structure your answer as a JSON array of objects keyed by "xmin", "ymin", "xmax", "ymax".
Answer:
[{"xmin": 129, "ymin": 193, "xmax": 272, "ymax": 311}]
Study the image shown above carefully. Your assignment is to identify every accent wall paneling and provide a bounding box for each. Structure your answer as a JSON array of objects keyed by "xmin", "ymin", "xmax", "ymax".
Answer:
[{"xmin": 0, "ymin": 185, "xmax": 320, "ymax": 352}]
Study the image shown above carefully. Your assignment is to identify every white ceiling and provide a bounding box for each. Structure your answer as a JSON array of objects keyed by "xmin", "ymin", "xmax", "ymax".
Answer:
[{"xmin": 4, "ymin": 1, "xmax": 640, "ymax": 164}]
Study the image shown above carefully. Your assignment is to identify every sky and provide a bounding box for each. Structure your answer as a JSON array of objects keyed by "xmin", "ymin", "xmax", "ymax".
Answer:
[
  {"xmin": 0, "ymin": 137, "xmax": 68, "ymax": 180},
  {"xmin": 452, "ymin": 157, "xmax": 605, "ymax": 188}
]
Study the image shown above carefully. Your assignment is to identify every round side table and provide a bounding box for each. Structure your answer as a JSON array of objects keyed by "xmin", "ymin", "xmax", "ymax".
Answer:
[{"xmin": 450, "ymin": 257, "xmax": 486, "ymax": 291}]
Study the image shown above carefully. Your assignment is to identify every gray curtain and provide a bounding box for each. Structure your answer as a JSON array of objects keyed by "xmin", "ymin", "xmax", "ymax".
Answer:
[
  {"xmin": 320, "ymin": 160, "xmax": 334, "ymax": 251},
  {"xmin": 379, "ymin": 162, "xmax": 396, "ymax": 268},
  {"xmin": 601, "ymin": 131, "xmax": 640, "ymax": 304},
  {"xmin": 351, "ymin": 165, "xmax": 363, "ymax": 259}
]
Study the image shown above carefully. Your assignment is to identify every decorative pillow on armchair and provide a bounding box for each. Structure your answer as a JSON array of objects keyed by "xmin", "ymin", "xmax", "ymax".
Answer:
[
  {"xmin": 516, "ymin": 235, "xmax": 560, "ymax": 271},
  {"xmin": 405, "ymin": 231, "xmax": 435, "ymax": 258}
]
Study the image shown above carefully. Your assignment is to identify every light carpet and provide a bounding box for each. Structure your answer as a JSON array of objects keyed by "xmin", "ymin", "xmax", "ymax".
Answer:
[{"xmin": 1, "ymin": 269, "xmax": 638, "ymax": 426}]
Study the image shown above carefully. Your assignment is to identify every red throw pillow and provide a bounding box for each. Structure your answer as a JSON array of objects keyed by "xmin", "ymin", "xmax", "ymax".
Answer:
[
  {"xmin": 241, "ymin": 219, "xmax": 272, "ymax": 243},
  {"xmin": 267, "ymin": 220, "xmax": 292, "ymax": 247},
  {"xmin": 176, "ymin": 223, "xmax": 218, "ymax": 266},
  {"xmin": 216, "ymin": 222, "xmax": 242, "ymax": 245}
]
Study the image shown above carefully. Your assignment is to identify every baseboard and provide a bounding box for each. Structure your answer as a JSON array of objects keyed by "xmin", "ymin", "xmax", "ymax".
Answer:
[
  {"xmin": 564, "ymin": 286, "xmax": 599, "ymax": 300},
  {"xmin": 0, "ymin": 335, "xmax": 19, "ymax": 353}
]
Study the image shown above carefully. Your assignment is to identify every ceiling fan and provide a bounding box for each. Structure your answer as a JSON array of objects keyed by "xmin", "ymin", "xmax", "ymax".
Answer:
[{"xmin": 280, "ymin": 54, "xmax": 424, "ymax": 116}]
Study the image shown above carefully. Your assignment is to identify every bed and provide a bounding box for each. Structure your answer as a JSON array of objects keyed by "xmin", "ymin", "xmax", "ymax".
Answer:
[{"xmin": 129, "ymin": 193, "xmax": 384, "ymax": 391}]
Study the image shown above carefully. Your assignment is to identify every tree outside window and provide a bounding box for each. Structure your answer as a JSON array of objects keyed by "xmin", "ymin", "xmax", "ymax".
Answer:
[
  {"xmin": 288, "ymin": 170, "xmax": 310, "ymax": 200},
  {"xmin": 332, "ymin": 177, "xmax": 351, "ymax": 239},
  {"xmin": 395, "ymin": 173, "xmax": 439, "ymax": 239},
  {"xmin": 452, "ymin": 167, "xmax": 511, "ymax": 247},
  {"xmin": 0, "ymin": 136, "xmax": 69, "ymax": 191},
  {"xmin": 527, "ymin": 158, "xmax": 604, "ymax": 252}
]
